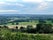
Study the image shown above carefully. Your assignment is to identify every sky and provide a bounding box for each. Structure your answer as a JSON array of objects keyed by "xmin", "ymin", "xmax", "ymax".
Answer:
[{"xmin": 0, "ymin": 0, "xmax": 53, "ymax": 14}]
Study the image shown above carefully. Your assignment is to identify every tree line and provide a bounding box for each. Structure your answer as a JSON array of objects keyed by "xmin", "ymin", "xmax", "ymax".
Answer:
[{"xmin": 0, "ymin": 20, "xmax": 53, "ymax": 34}]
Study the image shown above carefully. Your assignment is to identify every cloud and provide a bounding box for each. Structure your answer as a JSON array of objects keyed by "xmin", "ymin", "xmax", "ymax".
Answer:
[
  {"xmin": 7, "ymin": 3, "xmax": 24, "ymax": 7},
  {"xmin": 0, "ymin": 10, "xmax": 18, "ymax": 12},
  {"xmin": 6, "ymin": 3, "xmax": 24, "ymax": 7},
  {"xmin": 0, "ymin": 2, "xmax": 24, "ymax": 7},
  {"xmin": 6, "ymin": 0, "xmax": 17, "ymax": 2},
  {"xmin": 22, "ymin": 0, "xmax": 43, "ymax": 3},
  {"xmin": 0, "ymin": 2, "xmax": 6, "ymax": 5},
  {"xmin": 37, "ymin": 2, "xmax": 48, "ymax": 11},
  {"xmin": 46, "ymin": 0, "xmax": 53, "ymax": 1},
  {"xmin": 22, "ymin": 0, "xmax": 53, "ymax": 3},
  {"xmin": 16, "ymin": 3, "xmax": 24, "ymax": 7}
]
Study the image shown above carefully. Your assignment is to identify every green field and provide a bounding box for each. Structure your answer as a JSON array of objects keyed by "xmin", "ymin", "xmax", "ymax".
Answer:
[
  {"xmin": 19, "ymin": 20, "xmax": 38, "ymax": 25},
  {"xmin": 7, "ymin": 20, "xmax": 39, "ymax": 25}
]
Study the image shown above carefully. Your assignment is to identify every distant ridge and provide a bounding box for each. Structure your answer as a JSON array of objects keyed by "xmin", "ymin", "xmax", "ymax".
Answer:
[{"xmin": 0, "ymin": 14, "xmax": 53, "ymax": 16}]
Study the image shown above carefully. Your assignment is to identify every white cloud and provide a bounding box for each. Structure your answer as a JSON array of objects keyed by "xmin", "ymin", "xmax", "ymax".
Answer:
[
  {"xmin": 7, "ymin": 3, "xmax": 24, "ymax": 7},
  {"xmin": 46, "ymin": 0, "xmax": 53, "ymax": 1},
  {"xmin": 22, "ymin": 0, "xmax": 53, "ymax": 3},
  {"xmin": 0, "ymin": 2, "xmax": 24, "ymax": 7},
  {"xmin": 6, "ymin": 0, "xmax": 17, "ymax": 2},
  {"xmin": 16, "ymin": 3, "xmax": 24, "ymax": 7},
  {"xmin": 22, "ymin": 0, "xmax": 44, "ymax": 3},
  {"xmin": 37, "ymin": 2, "xmax": 48, "ymax": 11},
  {"xmin": 6, "ymin": 3, "xmax": 24, "ymax": 7},
  {"xmin": 22, "ymin": 0, "xmax": 52, "ymax": 11},
  {"xmin": 0, "ymin": 10, "xmax": 18, "ymax": 12},
  {"xmin": 0, "ymin": 2, "xmax": 6, "ymax": 5}
]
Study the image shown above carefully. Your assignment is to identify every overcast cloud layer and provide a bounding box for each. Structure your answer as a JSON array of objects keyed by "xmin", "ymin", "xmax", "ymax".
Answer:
[{"xmin": 0, "ymin": 0, "xmax": 53, "ymax": 14}]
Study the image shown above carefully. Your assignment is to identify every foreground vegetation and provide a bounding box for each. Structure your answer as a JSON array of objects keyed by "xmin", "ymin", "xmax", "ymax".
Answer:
[{"xmin": 0, "ymin": 28, "xmax": 53, "ymax": 40}]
